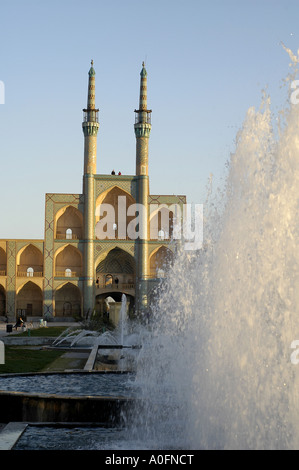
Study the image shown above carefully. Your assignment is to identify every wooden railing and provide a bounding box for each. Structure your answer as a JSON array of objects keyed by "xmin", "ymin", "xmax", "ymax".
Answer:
[
  {"xmin": 17, "ymin": 271, "xmax": 43, "ymax": 277},
  {"xmin": 55, "ymin": 233, "xmax": 81, "ymax": 240},
  {"xmin": 55, "ymin": 271, "xmax": 82, "ymax": 278},
  {"xmin": 0, "ymin": 271, "xmax": 6, "ymax": 276}
]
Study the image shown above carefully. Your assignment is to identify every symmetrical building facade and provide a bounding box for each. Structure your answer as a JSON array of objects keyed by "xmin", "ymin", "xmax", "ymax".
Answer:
[{"xmin": 0, "ymin": 62, "xmax": 186, "ymax": 324}]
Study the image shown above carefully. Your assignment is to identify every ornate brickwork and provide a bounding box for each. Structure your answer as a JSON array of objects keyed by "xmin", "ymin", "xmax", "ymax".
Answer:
[
  {"xmin": 44, "ymin": 193, "xmax": 83, "ymax": 316},
  {"xmin": 6, "ymin": 241, "xmax": 16, "ymax": 317},
  {"xmin": 94, "ymin": 241, "xmax": 135, "ymax": 262},
  {"xmin": 95, "ymin": 177, "xmax": 137, "ymax": 200}
]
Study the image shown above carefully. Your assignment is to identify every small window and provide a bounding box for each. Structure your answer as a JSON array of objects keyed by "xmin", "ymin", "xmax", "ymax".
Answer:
[
  {"xmin": 27, "ymin": 267, "xmax": 34, "ymax": 277},
  {"xmin": 66, "ymin": 228, "xmax": 72, "ymax": 240},
  {"xmin": 65, "ymin": 268, "xmax": 72, "ymax": 277},
  {"xmin": 158, "ymin": 230, "xmax": 165, "ymax": 240}
]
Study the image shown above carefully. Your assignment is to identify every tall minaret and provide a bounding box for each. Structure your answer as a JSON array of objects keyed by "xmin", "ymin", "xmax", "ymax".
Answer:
[
  {"xmin": 82, "ymin": 60, "xmax": 99, "ymax": 175},
  {"xmin": 82, "ymin": 60, "xmax": 99, "ymax": 316},
  {"xmin": 134, "ymin": 62, "xmax": 152, "ymax": 315}
]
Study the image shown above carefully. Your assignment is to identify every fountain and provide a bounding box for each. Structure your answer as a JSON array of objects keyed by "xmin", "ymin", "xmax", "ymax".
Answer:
[
  {"xmin": 124, "ymin": 46, "xmax": 299, "ymax": 450},
  {"xmin": 51, "ymin": 294, "xmax": 141, "ymax": 371},
  {"xmin": 94, "ymin": 294, "xmax": 141, "ymax": 371},
  {"xmin": 3, "ymin": 46, "xmax": 299, "ymax": 450}
]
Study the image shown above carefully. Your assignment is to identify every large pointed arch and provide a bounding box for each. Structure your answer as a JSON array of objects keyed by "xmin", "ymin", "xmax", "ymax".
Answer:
[
  {"xmin": 149, "ymin": 205, "xmax": 176, "ymax": 240},
  {"xmin": 0, "ymin": 248, "xmax": 6, "ymax": 275},
  {"xmin": 95, "ymin": 186, "xmax": 136, "ymax": 240},
  {"xmin": 54, "ymin": 244, "xmax": 83, "ymax": 277},
  {"xmin": 149, "ymin": 246, "xmax": 175, "ymax": 278},
  {"xmin": 16, "ymin": 244, "xmax": 43, "ymax": 277},
  {"xmin": 16, "ymin": 281, "xmax": 43, "ymax": 317},
  {"xmin": 55, "ymin": 205, "xmax": 83, "ymax": 240},
  {"xmin": 95, "ymin": 247, "xmax": 135, "ymax": 290},
  {"xmin": 55, "ymin": 282, "xmax": 82, "ymax": 317},
  {"xmin": 0, "ymin": 284, "xmax": 6, "ymax": 316}
]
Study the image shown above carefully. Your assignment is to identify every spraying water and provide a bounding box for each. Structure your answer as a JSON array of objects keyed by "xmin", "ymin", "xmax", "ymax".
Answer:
[{"xmin": 129, "ymin": 47, "xmax": 299, "ymax": 450}]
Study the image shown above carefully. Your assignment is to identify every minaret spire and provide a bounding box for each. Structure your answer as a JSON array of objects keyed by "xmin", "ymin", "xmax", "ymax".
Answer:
[
  {"xmin": 82, "ymin": 60, "xmax": 99, "ymax": 317},
  {"xmin": 134, "ymin": 62, "xmax": 152, "ymax": 175},
  {"xmin": 134, "ymin": 62, "xmax": 152, "ymax": 316},
  {"xmin": 82, "ymin": 60, "xmax": 99, "ymax": 174}
]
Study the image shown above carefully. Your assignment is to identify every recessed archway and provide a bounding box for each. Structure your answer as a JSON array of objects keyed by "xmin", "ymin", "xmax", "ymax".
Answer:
[
  {"xmin": 55, "ymin": 206, "xmax": 83, "ymax": 240},
  {"xmin": 95, "ymin": 186, "xmax": 136, "ymax": 240},
  {"xmin": 55, "ymin": 245, "xmax": 83, "ymax": 277},
  {"xmin": 95, "ymin": 247, "xmax": 135, "ymax": 290},
  {"xmin": 0, "ymin": 248, "xmax": 6, "ymax": 275},
  {"xmin": 17, "ymin": 244, "xmax": 43, "ymax": 277},
  {"xmin": 0, "ymin": 285, "xmax": 6, "ymax": 316},
  {"xmin": 55, "ymin": 282, "xmax": 82, "ymax": 318},
  {"xmin": 149, "ymin": 206, "xmax": 175, "ymax": 240},
  {"xmin": 149, "ymin": 246, "xmax": 175, "ymax": 278},
  {"xmin": 16, "ymin": 281, "xmax": 43, "ymax": 317}
]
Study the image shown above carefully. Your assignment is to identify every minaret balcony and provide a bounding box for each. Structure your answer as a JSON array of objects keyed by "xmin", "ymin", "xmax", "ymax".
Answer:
[
  {"xmin": 83, "ymin": 109, "xmax": 99, "ymax": 123},
  {"xmin": 134, "ymin": 109, "xmax": 151, "ymax": 125}
]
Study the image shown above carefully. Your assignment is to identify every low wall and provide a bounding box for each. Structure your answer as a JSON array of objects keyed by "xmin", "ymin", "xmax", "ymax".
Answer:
[
  {"xmin": 1, "ymin": 337, "xmax": 54, "ymax": 346},
  {"xmin": 0, "ymin": 390, "xmax": 135, "ymax": 424}
]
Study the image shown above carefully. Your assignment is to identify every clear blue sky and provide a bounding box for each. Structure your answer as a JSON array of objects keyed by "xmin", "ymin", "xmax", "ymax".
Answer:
[{"xmin": 0, "ymin": 0, "xmax": 298, "ymax": 238}]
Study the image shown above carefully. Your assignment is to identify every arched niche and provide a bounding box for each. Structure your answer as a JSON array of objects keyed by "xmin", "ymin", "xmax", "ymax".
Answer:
[
  {"xmin": 16, "ymin": 281, "xmax": 43, "ymax": 317},
  {"xmin": 149, "ymin": 246, "xmax": 175, "ymax": 278},
  {"xmin": 55, "ymin": 206, "xmax": 83, "ymax": 240},
  {"xmin": 0, "ymin": 285, "xmax": 6, "ymax": 316},
  {"xmin": 17, "ymin": 244, "xmax": 43, "ymax": 277},
  {"xmin": 95, "ymin": 248, "xmax": 135, "ymax": 289},
  {"xmin": 55, "ymin": 282, "xmax": 82, "ymax": 317},
  {"xmin": 0, "ymin": 248, "xmax": 6, "ymax": 275},
  {"xmin": 95, "ymin": 186, "xmax": 136, "ymax": 240},
  {"xmin": 149, "ymin": 206, "xmax": 175, "ymax": 240},
  {"xmin": 55, "ymin": 245, "xmax": 83, "ymax": 277}
]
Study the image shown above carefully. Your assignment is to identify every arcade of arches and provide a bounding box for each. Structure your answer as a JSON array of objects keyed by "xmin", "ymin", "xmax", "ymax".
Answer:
[{"xmin": 0, "ymin": 243, "xmax": 174, "ymax": 320}]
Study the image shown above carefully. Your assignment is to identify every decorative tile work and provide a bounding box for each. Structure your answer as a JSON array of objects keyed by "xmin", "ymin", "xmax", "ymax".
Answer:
[
  {"xmin": 44, "ymin": 193, "xmax": 83, "ymax": 316},
  {"xmin": 94, "ymin": 241, "xmax": 135, "ymax": 262},
  {"xmin": 6, "ymin": 241, "xmax": 16, "ymax": 317},
  {"xmin": 148, "ymin": 242, "xmax": 175, "ymax": 256},
  {"xmin": 95, "ymin": 176, "xmax": 136, "ymax": 200},
  {"xmin": 149, "ymin": 195, "xmax": 187, "ymax": 205}
]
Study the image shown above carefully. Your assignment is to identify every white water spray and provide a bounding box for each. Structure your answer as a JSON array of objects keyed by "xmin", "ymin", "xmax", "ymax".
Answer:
[{"xmin": 131, "ymin": 47, "xmax": 299, "ymax": 450}]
